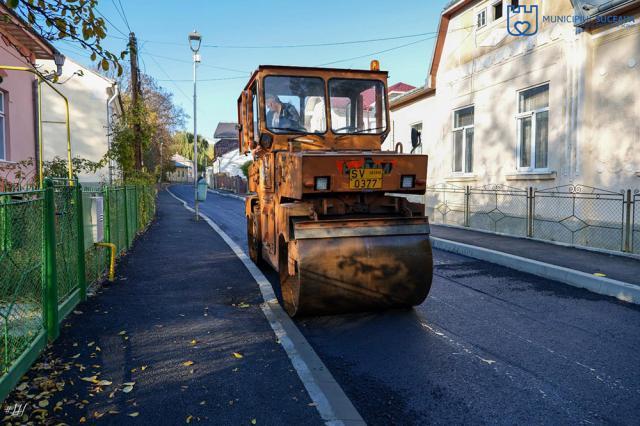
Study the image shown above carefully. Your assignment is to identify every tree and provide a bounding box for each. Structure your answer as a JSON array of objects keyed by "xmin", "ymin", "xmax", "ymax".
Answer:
[
  {"xmin": 108, "ymin": 73, "xmax": 185, "ymax": 183},
  {"xmin": 170, "ymin": 131, "xmax": 212, "ymax": 173},
  {"xmin": 6, "ymin": 0, "xmax": 126, "ymax": 75}
]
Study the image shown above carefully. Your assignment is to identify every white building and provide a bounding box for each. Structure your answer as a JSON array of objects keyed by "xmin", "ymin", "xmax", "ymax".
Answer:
[{"xmin": 37, "ymin": 58, "xmax": 122, "ymax": 183}]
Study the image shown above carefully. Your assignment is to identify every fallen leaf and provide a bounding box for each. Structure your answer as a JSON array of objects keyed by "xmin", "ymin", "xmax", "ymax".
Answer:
[
  {"xmin": 131, "ymin": 368, "xmax": 138, "ymax": 373},
  {"xmin": 123, "ymin": 381, "xmax": 136, "ymax": 386},
  {"xmin": 128, "ymin": 412, "xmax": 139, "ymax": 417},
  {"xmin": 251, "ymin": 419, "xmax": 257, "ymax": 424},
  {"xmin": 594, "ymin": 272, "xmax": 607, "ymax": 277},
  {"xmin": 73, "ymin": 310, "xmax": 83, "ymax": 315},
  {"xmin": 308, "ymin": 402, "xmax": 318, "ymax": 407},
  {"xmin": 237, "ymin": 302, "xmax": 250, "ymax": 308},
  {"xmin": 118, "ymin": 331, "xmax": 127, "ymax": 336},
  {"xmin": 190, "ymin": 339, "xmax": 197, "ymax": 345},
  {"xmin": 232, "ymin": 368, "xmax": 239, "ymax": 372},
  {"xmin": 141, "ymin": 365, "xmax": 148, "ymax": 371},
  {"xmin": 232, "ymin": 352, "xmax": 243, "ymax": 359},
  {"xmin": 79, "ymin": 417, "xmax": 86, "ymax": 423},
  {"xmin": 95, "ymin": 380, "xmax": 112, "ymax": 386},
  {"xmin": 80, "ymin": 376, "xmax": 98, "ymax": 383},
  {"xmin": 182, "ymin": 361, "xmax": 194, "ymax": 367},
  {"xmin": 95, "ymin": 346, "xmax": 101, "ymax": 352},
  {"xmin": 186, "ymin": 415, "xmax": 193, "ymax": 423},
  {"xmin": 71, "ymin": 353, "xmax": 81, "ymax": 359},
  {"xmin": 199, "ymin": 400, "xmax": 206, "ymax": 405},
  {"xmin": 108, "ymin": 410, "xmax": 120, "ymax": 415},
  {"xmin": 38, "ymin": 399, "xmax": 49, "ymax": 408},
  {"xmin": 122, "ymin": 385, "xmax": 134, "ymax": 393},
  {"xmin": 87, "ymin": 341, "xmax": 95, "ymax": 347},
  {"xmin": 124, "ymin": 336, "xmax": 129, "ymax": 340}
]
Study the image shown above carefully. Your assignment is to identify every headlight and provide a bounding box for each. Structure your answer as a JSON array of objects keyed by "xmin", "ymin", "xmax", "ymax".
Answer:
[
  {"xmin": 401, "ymin": 175, "xmax": 415, "ymax": 189},
  {"xmin": 314, "ymin": 177, "xmax": 330, "ymax": 191}
]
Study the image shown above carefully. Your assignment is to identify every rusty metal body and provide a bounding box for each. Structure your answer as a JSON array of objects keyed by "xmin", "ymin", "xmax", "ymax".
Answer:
[{"xmin": 238, "ymin": 65, "xmax": 433, "ymax": 316}]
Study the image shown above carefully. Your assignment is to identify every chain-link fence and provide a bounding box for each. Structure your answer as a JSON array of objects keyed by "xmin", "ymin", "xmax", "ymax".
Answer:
[
  {"xmin": 0, "ymin": 179, "xmax": 156, "ymax": 400},
  {"xmin": 0, "ymin": 190, "xmax": 45, "ymax": 379},
  {"xmin": 425, "ymin": 183, "xmax": 637, "ymax": 254}
]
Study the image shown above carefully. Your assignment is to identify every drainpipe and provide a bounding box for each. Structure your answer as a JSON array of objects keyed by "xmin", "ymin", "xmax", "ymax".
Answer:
[{"xmin": 106, "ymin": 83, "xmax": 118, "ymax": 185}]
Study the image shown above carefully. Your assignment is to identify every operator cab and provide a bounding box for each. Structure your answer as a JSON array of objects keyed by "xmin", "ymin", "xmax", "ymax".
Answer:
[{"xmin": 238, "ymin": 63, "xmax": 390, "ymax": 154}]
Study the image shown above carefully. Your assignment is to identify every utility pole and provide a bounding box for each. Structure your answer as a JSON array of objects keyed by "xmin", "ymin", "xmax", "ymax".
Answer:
[
  {"xmin": 189, "ymin": 31, "xmax": 202, "ymax": 220},
  {"xmin": 129, "ymin": 32, "xmax": 143, "ymax": 171}
]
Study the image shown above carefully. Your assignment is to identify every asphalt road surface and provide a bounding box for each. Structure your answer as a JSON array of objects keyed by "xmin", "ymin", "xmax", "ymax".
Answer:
[{"xmin": 172, "ymin": 185, "xmax": 640, "ymax": 425}]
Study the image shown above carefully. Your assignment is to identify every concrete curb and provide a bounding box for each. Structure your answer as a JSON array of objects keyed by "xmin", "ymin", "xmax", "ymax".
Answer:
[
  {"xmin": 207, "ymin": 189, "xmax": 246, "ymax": 201},
  {"xmin": 431, "ymin": 237, "xmax": 640, "ymax": 305}
]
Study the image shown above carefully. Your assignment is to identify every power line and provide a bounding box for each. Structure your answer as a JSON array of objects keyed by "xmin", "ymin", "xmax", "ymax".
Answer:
[
  {"xmin": 142, "ymin": 50, "xmax": 249, "ymax": 74},
  {"xmin": 317, "ymin": 36, "xmax": 436, "ymax": 66},
  {"xmin": 141, "ymin": 48, "xmax": 191, "ymax": 102},
  {"xmin": 95, "ymin": 7, "xmax": 128, "ymax": 37},
  {"xmin": 112, "ymin": 0, "xmax": 131, "ymax": 32},
  {"xmin": 156, "ymin": 76, "xmax": 247, "ymax": 82}
]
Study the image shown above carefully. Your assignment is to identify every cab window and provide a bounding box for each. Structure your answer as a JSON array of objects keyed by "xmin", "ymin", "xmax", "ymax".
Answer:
[
  {"xmin": 329, "ymin": 79, "xmax": 387, "ymax": 134},
  {"xmin": 264, "ymin": 76, "xmax": 326, "ymax": 134}
]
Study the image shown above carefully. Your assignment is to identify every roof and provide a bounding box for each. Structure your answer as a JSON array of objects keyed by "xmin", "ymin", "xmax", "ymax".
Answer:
[
  {"xmin": 388, "ymin": 82, "xmax": 416, "ymax": 93},
  {"xmin": 390, "ymin": 86, "xmax": 436, "ymax": 110},
  {"xmin": 0, "ymin": 4, "xmax": 59, "ymax": 62},
  {"xmin": 213, "ymin": 139, "xmax": 237, "ymax": 157},
  {"xmin": 214, "ymin": 122, "xmax": 238, "ymax": 139}
]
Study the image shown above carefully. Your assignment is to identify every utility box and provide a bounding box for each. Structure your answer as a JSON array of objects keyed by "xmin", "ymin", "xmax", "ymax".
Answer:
[
  {"xmin": 197, "ymin": 178, "xmax": 208, "ymax": 201},
  {"xmin": 83, "ymin": 195, "xmax": 104, "ymax": 250}
]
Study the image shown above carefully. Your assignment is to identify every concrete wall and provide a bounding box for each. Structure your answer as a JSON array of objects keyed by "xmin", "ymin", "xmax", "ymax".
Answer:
[
  {"xmin": 0, "ymin": 37, "xmax": 37, "ymax": 179},
  {"xmin": 37, "ymin": 58, "xmax": 118, "ymax": 184}
]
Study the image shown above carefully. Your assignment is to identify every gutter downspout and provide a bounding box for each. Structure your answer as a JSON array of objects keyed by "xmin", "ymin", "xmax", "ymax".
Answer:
[{"xmin": 106, "ymin": 83, "xmax": 119, "ymax": 185}]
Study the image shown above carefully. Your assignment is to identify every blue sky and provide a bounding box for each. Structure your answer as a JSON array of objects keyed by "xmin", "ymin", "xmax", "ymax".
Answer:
[{"xmin": 56, "ymin": 0, "xmax": 449, "ymax": 139}]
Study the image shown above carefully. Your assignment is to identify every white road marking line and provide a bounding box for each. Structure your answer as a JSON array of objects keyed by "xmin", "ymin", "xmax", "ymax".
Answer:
[{"xmin": 166, "ymin": 187, "xmax": 365, "ymax": 426}]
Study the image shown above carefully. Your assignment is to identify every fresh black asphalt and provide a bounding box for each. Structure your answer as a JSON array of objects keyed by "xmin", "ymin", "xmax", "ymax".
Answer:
[
  {"xmin": 172, "ymin": 184, "xmax": 640, "ymax": 425},
  {"xmin": 5, "ymin": 190, "xmax": 322, "ymax": 425}
]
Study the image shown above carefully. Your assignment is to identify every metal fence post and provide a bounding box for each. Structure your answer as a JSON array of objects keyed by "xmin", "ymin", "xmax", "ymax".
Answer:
[
  {"xmin": 123, "ymin": 185, "xmax": 129, "ymax": 248},
  {"xmin": 464, "ymin": 185, "xmax": 470, "ymax": 227},
  {"xmin": 135, "ymin": 185, "xmax": 139, "ymax": 232},
  {"xmin": 43, "ymin": 178, "xmax": 59, "ymax": 341},
  {"xmin": 75, "ymin": 182, "xmax": 87, "ymax": 300},
  {"xmin": 103, "ymin": 186, "xmax": 111, "ymax": 244},
  {"xmin": 527, "ymin": 186, "xmax": 534, "ymax": 238},
  {"xmin": 623, "ymin": 189, "xmax": 632, "ymax": 252}
]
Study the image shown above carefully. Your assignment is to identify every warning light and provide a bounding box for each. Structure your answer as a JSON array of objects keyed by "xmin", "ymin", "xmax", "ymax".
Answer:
[{"xmin": 370, "ymin": 60, "xmax": 380, "ymax": 71}]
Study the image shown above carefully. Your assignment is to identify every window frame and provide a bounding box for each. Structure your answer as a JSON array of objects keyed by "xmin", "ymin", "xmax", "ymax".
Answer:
[
  {"xmin": 262, "ymin": 75, "xmax": 328, "ymax": 136},
  {"xmin": 452, "ymin": 105, "xmax": 475, "ymax": 175},
  {"xmin": 328, "ymin": 77, "xmax": 388, "ymax": 135},
  {"xmin": 492, "ymin": 0, "xmax": 504, "ymax": 21},
  {"xmin": 515, "ymin": 83, "xmax": 550, "ymax": 173},
  {"xmin": 477, "ymin": 9, "xmax": 487, "ymax": 28},
  {"xmin": 0, "ymin": 91, "xmax": 5, "ymax": 161},
  {"xmin": 410, "ymin": 121, "xmax": 423, "ymax": 154}
]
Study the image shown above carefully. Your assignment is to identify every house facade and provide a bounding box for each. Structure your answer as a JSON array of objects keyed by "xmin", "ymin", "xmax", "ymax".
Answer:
[
  {"xmin": 387, "ymin": 0, "xmax": 640, "ymax": 191},
  {"xmin": 167, "ymin": 153, "xmax": 193, "ymax": 183},
  {"xmin": 37, "ymin": 58, "xmax": 122, "ymax": 184},
  {"xmin": 0, "ymin": 5, "xmax": 58, "ymax": 186}
]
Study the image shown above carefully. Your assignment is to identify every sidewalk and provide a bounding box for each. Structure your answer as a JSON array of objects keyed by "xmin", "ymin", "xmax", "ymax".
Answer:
[
  {"xmin": 430, "ymin": 224, "xmax": 640, "ymax": 302},
  {"xmin": 4, "ymin": 191, "xmax": 322, "ymax": 425}
]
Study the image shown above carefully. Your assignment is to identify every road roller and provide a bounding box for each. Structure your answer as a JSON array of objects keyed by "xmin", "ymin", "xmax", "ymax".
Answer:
[{"xmin": 237, "ymin": 62, "xmax": 433, "ymax": 317}]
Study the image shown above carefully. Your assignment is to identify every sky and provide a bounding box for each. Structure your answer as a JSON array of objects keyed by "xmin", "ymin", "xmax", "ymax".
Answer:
[{"xmin": 56, "ymin": 0, "xmax": 449, "ymax": 140}]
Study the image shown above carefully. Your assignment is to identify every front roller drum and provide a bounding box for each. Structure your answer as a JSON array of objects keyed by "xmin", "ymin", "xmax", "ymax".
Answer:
[{"xmin": 279, "ymin": 228, "xmax": 433, "ymax": 317}]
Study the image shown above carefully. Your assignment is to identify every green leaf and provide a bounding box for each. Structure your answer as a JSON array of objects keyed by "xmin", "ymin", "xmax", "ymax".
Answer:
[
  {"xmin": 101, "ymin": 59, "xmax": 109, "ymax": 71},
  {"xmin": 7, "ymin": 0, "xmax": 19, "ymax": 8}
]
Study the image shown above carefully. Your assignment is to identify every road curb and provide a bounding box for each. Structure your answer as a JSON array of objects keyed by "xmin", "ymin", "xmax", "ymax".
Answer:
[
  {"xmin": 207, "ymin": 189, "xmax": 246, "ymax": 201},
  {"xmin": 431, "ymin": 237, "xmax": 640, "ymax": 305},
  {"xmin": 167, "ymin": 188, "xmax": 365, "ymax": 426}
]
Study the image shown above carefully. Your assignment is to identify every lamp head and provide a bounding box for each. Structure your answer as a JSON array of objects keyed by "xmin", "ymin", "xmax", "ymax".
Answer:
[
  {"xmin": 188, "ymin": 30, "xmax": 202, "ymax": 53},
  {"xmin": 53, "ymin": 52, "xmax": 66, "ymax": 76}
]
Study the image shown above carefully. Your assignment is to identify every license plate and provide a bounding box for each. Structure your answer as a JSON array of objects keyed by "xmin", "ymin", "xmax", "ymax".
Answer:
[{"xmin": 349, "ymin": 169, "xmax": 383, "ymax": 189}]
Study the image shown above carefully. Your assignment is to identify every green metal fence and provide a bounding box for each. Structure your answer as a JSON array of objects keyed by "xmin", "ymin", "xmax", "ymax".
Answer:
[{"xmin": 0, "ymin": 178, "xmax": 156, "ymax": 401}]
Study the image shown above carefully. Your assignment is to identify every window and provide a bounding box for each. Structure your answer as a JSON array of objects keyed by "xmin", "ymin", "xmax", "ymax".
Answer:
[
  {"xmin": 411, "ymin": 122, "xmax": 423, "ymax": 154},
  {"xmin": 329, "ymin": 79, "xmax": 387, "ymax": 134},
  {"xmin": 517, "ymin": 84, "xmax": 549, "ymax": 171},
  {"xmin": 0, "ymin": 92, "xmax": 5, "ymax": 160},
  {"xmin": 452, "ymin": 107, "xmax": 474, "ymax": 174},
  {"xmin": 477, "ymin": 9, "xmax": 487, "ymax": 28},
  {"xmin": 264, "ymin": 76, "xmax": 326, "ymax": 134},
  {"xmin": 493, "ymin": 1, "xmax": 503, "ymax": 20}
]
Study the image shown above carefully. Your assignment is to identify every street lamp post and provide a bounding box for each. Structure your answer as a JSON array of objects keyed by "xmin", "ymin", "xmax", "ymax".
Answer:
[{"xmin": 189, "ymin": 30, "xmax": 202, "ymax": 220}]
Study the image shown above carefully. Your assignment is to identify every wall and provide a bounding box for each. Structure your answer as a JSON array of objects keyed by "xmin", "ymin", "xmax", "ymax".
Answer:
[
  {"xmin": 37, "ymin": 58, "xmax": 116, "ymax": 183},
  {"xmin": 0, "ymin": 37, "xmax": 37, "ymax": 178}
]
